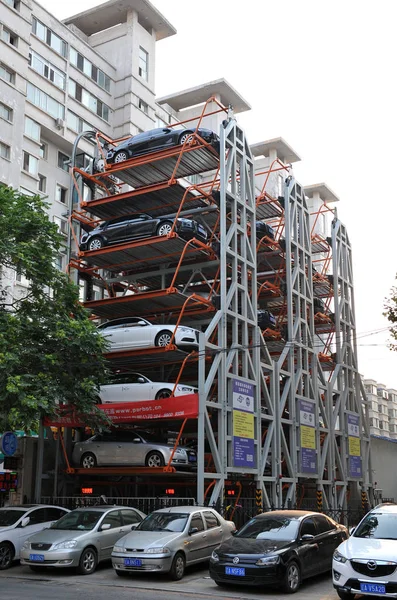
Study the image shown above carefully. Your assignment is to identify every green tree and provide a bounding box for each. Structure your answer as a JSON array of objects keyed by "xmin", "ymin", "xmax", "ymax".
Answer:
[
  {"xmin": 0, "ymin": 186, "xmax": 109, "ymax": 431},
  {"xmin": 384, "ymin": 278, "xmax": 397, "ymax": 349}
]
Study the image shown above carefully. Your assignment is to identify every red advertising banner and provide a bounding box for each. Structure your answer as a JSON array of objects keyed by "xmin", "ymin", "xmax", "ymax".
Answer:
[{"xmin": 43, "ymin": 394, "xmax": 199, "ymax": 427}]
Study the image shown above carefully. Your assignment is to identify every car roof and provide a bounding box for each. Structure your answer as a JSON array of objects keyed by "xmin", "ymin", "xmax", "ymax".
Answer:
[
  {"xmin": 98, "ymin": 317, "xmax": 149, "ymax": 327},
  {"xmin": 253, "ymin": 510, "xmax": 323, "ymax": 520},
  {"xmin": 70, "ymin": 505, "xmax": 137, "ymax": 512},
  {"xmin": 371, "ymin": 503, "xmax": 397, "ymax": 513},
  {"xmin": 153, "ymin": 506, "xmax": 215, "ymax": 514},
  {"xmin": 0, "ymin": 504, "xmax": 66, "ymax": 510}
]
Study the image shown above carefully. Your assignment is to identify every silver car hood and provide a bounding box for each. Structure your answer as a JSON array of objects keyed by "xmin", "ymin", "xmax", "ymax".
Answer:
[
  {"xmin": 119, "ymin": 530, "xmax": 181, "ymax": 548},
  {"xmin": 27, "ymin": 528, "xmax": 92, "ymax": 544}
]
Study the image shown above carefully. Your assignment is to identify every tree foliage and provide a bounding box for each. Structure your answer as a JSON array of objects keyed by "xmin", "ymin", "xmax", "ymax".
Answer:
[
  {"xmin": 384, "ymin": 278, "xmax": 397, "ymax": 350},
  {"xmin": 0, "ymin": 186, "xmax": 109, "ymax": 431}
]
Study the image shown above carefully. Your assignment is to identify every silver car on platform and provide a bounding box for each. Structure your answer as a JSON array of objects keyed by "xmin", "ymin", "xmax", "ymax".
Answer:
[
  {"xmin": 111, "ymin": 505, "xmax": 236, "ymax": 580},
  {"xmin": 20, "ymin": 505, "xmax": 146, "ymax": 575}
]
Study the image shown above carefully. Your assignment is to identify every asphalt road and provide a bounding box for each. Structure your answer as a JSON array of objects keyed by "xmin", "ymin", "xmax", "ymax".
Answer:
[{"xmin": 0, "ymin": 562, "xmax": 346, "ymax": 600}]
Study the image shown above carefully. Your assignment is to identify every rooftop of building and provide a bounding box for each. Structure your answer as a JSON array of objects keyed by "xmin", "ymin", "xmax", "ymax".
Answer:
[
  {"xmin": 156, "ymin": 78, "xmax": 251, "ymax": 114},
  {"xmin": 250, "ymin": 137, "xmax": 301, "ymax": 164},
  {"xmin": 304, "ymin": 183, "xmax": 340, "ymax": 204},
  {"xmin": 63, "ymin": 0, "xmax": 176, "ymax": 40}
]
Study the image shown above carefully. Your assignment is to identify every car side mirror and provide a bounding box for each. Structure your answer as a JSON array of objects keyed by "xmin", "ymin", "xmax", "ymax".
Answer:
[
  {"xmin": 300, "ymin": 534, "xmax": 315, "ymax": 542},
  {"xmin": 163, "ymin": 128, "xmax": 171, "ymax": 133},
  {"xmin": 132, "ymin": 438, "xmax": 141, "ymax": 443},
  {"xmin": 21, "ymin": 517, "xmax": 30, "ymax": 528},
  {"xmin": 99, "ymin": 523, "xmax": 112, "ymax": 531},
  {"xmin": 130, "ymin": 523, "xmax": 139, "ymax": 530},
  {"xmin": 189, "ymin": 527, "xmax": 199, "ymax": 535},
  {"xmin": 137, "ymin": 378, "xmax": 145, "ymax": 384}
]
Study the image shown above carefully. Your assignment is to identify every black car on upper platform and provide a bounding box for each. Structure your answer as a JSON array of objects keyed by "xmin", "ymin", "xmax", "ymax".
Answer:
[
  {"xmin": 80, "ymin": 214, "xmax": 208, "ymax": 251},
  {"xmin": 256, "ymin": 221, "xmax": 275, "ymax": 240},
  {"xmin": 106, "ymin": 127, "xmax": 220, "ymax": 164},
  {"xmin": 209, "ymin": 510, "xmax": 348, "ymax": 593}
]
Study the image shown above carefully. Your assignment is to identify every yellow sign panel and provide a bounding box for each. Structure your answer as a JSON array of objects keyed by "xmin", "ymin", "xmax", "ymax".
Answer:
[
  {"xmin": 349, "ymin": 436, "xmax": 361, "ymax": 457},
  {"xmin": 301, "ymin": 425, "xmax": 316, "ymax": 450},
  {"xmin": 233, "ymin": 410, "xmax": 254, "ymax": 439}
]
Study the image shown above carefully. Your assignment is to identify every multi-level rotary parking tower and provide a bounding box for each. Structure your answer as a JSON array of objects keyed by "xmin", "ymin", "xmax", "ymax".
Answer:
[{"xmin": 64, "ymin": 98, "xmax": 371, "ymax": 512}]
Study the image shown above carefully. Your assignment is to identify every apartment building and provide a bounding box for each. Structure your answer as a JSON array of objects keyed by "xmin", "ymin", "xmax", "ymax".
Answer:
[{"xmin": 364, "ymin": 378, "xmax": 397, "ymax": 439}]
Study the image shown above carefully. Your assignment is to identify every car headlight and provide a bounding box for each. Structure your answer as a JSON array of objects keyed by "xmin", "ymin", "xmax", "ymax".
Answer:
[
  {"xmin": 113, "ymin": 545, "xmax": 125, "ymax": 553},
  {"xmin": 178, "ymin": 327, "xmax": 192, "ymax": 333},
  {"xmin": 145, "ymin": 547, "xmax": 171, "ymax": 554},
  {"xmin": 211, "ymin": 550, "xmax": 219, "ymax": 562},
  {"xmin": 333, "ymin": 550, "xmax": 348, "ymax": 563},
  {"xmin": 21, "ymin": 541, "xmax": 30, "ymax": 550},
  {"xmin": 177, "ymin": 386, "xmax": 193, "ymax": 392},
  {"xmin": 174, "ymin": 448, "xmax": 185, "ymax": 454},
  {"xmin": 256, "ymin": 555, "xmax": 280, "ymax": 566},
  {"xmin": 52, "ymin": 540, "xmax": 78, "ymax": 550}
]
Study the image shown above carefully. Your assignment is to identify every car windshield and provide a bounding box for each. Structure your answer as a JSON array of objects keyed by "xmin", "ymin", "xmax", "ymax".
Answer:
[
  {"xmin": 0, "ymin": 509, "xmax": 27, "ymax": 527},
  {"xmin": 354, "ymin": 513, "xmax": 397, "ymax": 540},
  {"xmin": 137, "ymin": 512, "xmax": 188, "ymax": 533},
  {"xmin": 50, "ymin": 510, "xmax": 103, "ymax": 531},
  {"xmin": 236, "ymin": 517, "xmax": 299, "ymax": 541}
]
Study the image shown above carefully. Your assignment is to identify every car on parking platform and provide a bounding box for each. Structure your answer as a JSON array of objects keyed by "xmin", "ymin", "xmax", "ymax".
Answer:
[
  {"xmin": 209, "ymin": 510, "xmax": 348, "ymax": 593},
  {"xmin": 257, "ymin": 310, "xmax": 277, "ymax": 330},
  {"xmin": 99, "ymin": 372, "xmax": 198, "ymax": 403},
  {"xmin": 111, "ymin": 505, "xmax": 236, "ymax": 580},
  {"xmin": 0, "ymin": 504, "xmax": 70, "ymax": 570},
  {"xmin": 106, "ymin": 127, "xmax": 219, "ymax": 164},
  {"xmin": 20, "ymin": 506, "xmax": 146, "ymax": 575},
  {"xmin": 97, "ymin": 317, "xmax": 200, "ymax": 353},
  {"xmin": 256, "ymin": 221, "xmax": 275, "ymax": 240},
  {"xmin": 72, "ymin": 429, "xmax": 197, "ymax": 469},
  {"xmin": 333, "ymin": 503, "xmax": 397, "ymax": 599},
  {"xmin": 79, "ymin": 214, "xmax": 208, "ymax": 252}
]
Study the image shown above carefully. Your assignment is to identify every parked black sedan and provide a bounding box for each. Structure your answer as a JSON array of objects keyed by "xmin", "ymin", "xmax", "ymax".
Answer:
[
  {"xmin": 209, "ymin": 510, "xmax": 348, "ymax": 593},
  {"xmin": 106, "ymin": 127, "xmax": 219, "ymax": 164},
  {"xmin": 80, "ymin": 214, "xmax": 208, "ymax": 251}
]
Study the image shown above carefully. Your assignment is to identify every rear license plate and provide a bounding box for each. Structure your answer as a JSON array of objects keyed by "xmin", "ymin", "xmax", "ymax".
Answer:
[
  {"xmin": 124, "ymin": 558, "xmax": 142, "ymax": 567},
  {"xmin": 188, "ymin": 455, "xmax": 197, "ymax": 462},
  {"xmin": 29, "ymin": 554, "xmax": 44, "ymax": 562},
  {"xmin": 225, "ymin": 566, "xmax": 245, "ymax": 576},
  {"xmin": 360, "ymin": 583, "xmax": 386, "ymax": 594}
]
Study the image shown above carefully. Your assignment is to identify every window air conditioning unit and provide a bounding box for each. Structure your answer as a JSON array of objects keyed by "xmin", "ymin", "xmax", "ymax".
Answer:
[{"xmin": 55, "ymin": 118, "xmax": 65, "ymax": 130}]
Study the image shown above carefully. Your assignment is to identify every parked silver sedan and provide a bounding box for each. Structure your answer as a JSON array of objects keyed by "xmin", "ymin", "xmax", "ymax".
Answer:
[
  {"xmin": 111, "ymin": 505, "xmax": 236, "ymax": 580},
  {"xmin": 72, "ymin": 429, "xmax": 197, "ymax": 469},
  {"xmin": 20, "ymin": 506, "xmax": 146, "ymax": 575}
]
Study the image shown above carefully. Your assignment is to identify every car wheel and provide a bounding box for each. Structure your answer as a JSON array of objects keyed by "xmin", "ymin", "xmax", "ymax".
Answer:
[
  {"xmin": 155, "ymin": 389, "xmax": 172, "ymax": 400},
  {"xmin": 80, "ymin": 452, "xmax": 97, "ymax": 469},
  {"xmin": 87, "ymin": 236, "xmax": 104, "ymax": 251},
  {"xmin": 179, "ymin": 131, "xmax": 194, "ymax": 146},
  {"xmin": 114, "ymin": 150, "xmax": 129, "ymax": 163},
  {"xmin": 77, "ymin": 547, "xmax": 98, "ymax": 575},
  {"xmin": 156, "ymin": 221, "xmax": 173, "ymax": 237},
  {"xmin": 169, "ymin": 552, "xmax": 185, "ymax": 580},
  {"xmin": 155, "ymin": 330, "xmax": 173, "ymax": 347},
  {"xmin": 282, "ymin": 560, "xmax": 301, "ymax": 593},
  {"xmin": 145, "ymin": 451, "xmax": 165, "ymax": 468},
  {"xmin": 0, "ymin": 542, "xmax": 14, "ymax": 570},
  {"xmin": 115, "ymin": 570, "xmax": 130, "ymax": 577},
  {"xmin": 336, "ymin": 590, "xmax": 354, "ymax": 600}
]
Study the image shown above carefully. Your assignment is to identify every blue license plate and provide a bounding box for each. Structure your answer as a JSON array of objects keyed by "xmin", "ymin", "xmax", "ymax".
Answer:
[
  {"xmin": 225, "ymin": 566, "xmax": 245, "ymax": 576},
  {"xmin": 124, "ymin": 558, "xmax": 142, "ymax": 567},
  {"xmin": 29, "ymin": 554, "xmax": 44, "ymax": 562},
  {"xmin": 360, "ymin": 583, "xmax": 386, "ymax": 594},
  {"xmin": 188, "ymin": 455, "xmax": 197, "ymax": 462}
]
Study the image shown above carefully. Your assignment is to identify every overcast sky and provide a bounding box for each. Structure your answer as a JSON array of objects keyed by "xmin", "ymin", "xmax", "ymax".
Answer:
[{"xmin": 40, "ymin": 0, "xmax": 397, "ymax": 386}]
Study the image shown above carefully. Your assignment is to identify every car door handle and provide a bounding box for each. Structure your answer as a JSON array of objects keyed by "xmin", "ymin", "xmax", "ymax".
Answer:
[
  {"xmin": 117, "ymin": 445, "xmax": 122, "ymax": 448},
  {"xmin": 202, "ymin": 534, "xmax": 207, "ymax": 538}
]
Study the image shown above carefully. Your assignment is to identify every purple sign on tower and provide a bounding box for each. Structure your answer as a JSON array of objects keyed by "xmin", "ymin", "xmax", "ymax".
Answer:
[
  {"xmin": 348, "ymin": 414, "xmax": 362, "ymax": 478},
  {"xmin": 299, "ymin": 400, "xmax": 317, "ymax": 474},
  {"xmin": 232, "ymin": 379, "xmax": 255, "ymax": 468}
]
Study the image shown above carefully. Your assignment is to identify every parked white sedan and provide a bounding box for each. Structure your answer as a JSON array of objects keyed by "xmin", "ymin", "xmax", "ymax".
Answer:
[
  {"xmin": 0, "ymin": 504, "xmax": 69, "ymax": 569},
  {"xmin": 99, "ymin": 373, "xmax": 197, "ymax": 403},
  {"xmin": 97, "ymin": 317, "xmax": 200, "ymax": 352}
]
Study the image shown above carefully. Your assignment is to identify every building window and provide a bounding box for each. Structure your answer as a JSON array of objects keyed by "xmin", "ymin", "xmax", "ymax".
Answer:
[
  {"xmin": 0, "ymin": 62, "xmax": 15, "ymax": 84},
  {"xmin": 27, "ymin": 83, "xmax": 65, "ymax": 119},
  {"xmin": 4, "ymin": 0, "xmax": 20, "ymax": 10},
  {"xmin": 1, "ymin": 26, "xmax": 18, "ymax": 47},
  {"xmin": 53, "ymin": 216, "xmax": 68, "ymax": 236},
  {"xmin": 55, "ymin": 254, "xmax": 65, "ymax": 271},
  {"xmin": 138, "ymin": 98, "xmax": 148, "ymax": 114},
  {"xmin": 0, "ymin": 141, "xmax": 10, "ymax": 159},
  {"xmin": 55, "ymin": 184, "xmax": 67, "ymax": 204},
  {"xmin": 24, "ymin": 116, "xmax": 41, "ymax": 142},
  {"xmin": 155, "ymin": 116, "xmax": 168, "ymax": 128},
  {"xmin": 38, "ymin": 174, "xmax": 46, "ymax": 192},
  {"xmin": 32, "ymin": 17, "xmax": 67, "ymax": 57},
  {"xmin": 29, "ymin": 50, "xmax": 66, "ymax": 90},
  {"xmin": 139, "ymin": 47, "xmax": 148, "ymax": 81},
  {"xmin": 68, "ymin": 79, "xmax": 110, "ymax": 121},
  {"xmin": 66, "ymin": 111, "xmax": 95, "ymax": 135},
  {"xmin": 58, "ymin": 151, "xmax": 70, "ymax": 172},
  {"xmin": 23, "ymin": 151, "xmax": 38, "ymax": 176},
  {"xmin": 39, "ymin": 141, "xmax": 48, "ymax": 159},
  {"xmin": 75, "ymin": 152, "xmax": 93, "ymax": 170},
  {"xmin": 69, "ymin": 47, "xmax": 111, "ymax": 92},
  {"xmin": 0, "ymin": 102, "xmax": 12, "ymax": 122}
]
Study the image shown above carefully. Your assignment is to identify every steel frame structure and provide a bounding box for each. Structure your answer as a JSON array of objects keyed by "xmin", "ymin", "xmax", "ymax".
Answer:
[{"xmin": 55, "ymin": 99, "xmax": 371, "ymax": 511}]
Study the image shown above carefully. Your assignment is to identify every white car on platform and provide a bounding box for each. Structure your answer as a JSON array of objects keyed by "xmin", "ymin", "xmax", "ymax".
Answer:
[
  {"xmin": 97, "ymin": 317, "xmax": 199, "ymax": 352},
  {"xmin": 99, "ymin": 373, "xmax": 198, "ymax": 403}
]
